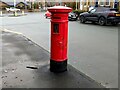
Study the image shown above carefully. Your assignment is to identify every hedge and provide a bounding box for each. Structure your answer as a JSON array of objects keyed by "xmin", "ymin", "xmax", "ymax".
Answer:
[{"xmin": 72, "ymin": 10, "xmax": 86, "ymax": 16}]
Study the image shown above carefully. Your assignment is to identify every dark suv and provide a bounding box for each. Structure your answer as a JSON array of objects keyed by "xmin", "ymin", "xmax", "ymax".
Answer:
[{"xmin": 79, "ymin": 7, "xmax": 120, "ymax": 25}]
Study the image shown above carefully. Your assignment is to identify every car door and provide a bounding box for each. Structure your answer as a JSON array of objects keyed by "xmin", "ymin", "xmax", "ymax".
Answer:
[
  {"xmin": 88, "ymin": 8, "xmax": 98, "ymax": 21},
  {"xmin": 86, "ymin": 8, "xmax": 96, "ymax": 21}
]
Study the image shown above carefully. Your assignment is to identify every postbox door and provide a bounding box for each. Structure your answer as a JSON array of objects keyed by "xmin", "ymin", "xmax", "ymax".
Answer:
[{"xmin": 51, "ymin": 22, "xmax": 68, "ymax": 61}]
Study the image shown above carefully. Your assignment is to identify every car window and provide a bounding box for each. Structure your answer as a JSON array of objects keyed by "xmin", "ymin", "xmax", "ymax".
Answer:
[
  {"xmin": 98, "ymin": 8, "xmax": 118, "ymax": 12},
  {"xmin": 96, "ymin": 8, "xmax": 104, "ymax": 12},
  {"xmin": 90, "ymin": 9, "xmax": 96, "ymax": 13},
  {"xmin": 95, "ymin": 7, "xmax": 111, "ymax": 12},
  {"xmin": 69, "ymin": 12, "xmax": 74, "ymax": 15},
  {"xmin": 103, "ymin": 8, "xmax": 110, "ymax": 11}
]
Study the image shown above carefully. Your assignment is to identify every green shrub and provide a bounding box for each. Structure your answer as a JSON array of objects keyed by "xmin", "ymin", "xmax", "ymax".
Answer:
[
  {"xmin": 66, "ymin": 2, "xmax": 76, "ymax": 10},
  {"xmin": 72, "ymin": 10, "xmax": 85, "ymax": 16}
]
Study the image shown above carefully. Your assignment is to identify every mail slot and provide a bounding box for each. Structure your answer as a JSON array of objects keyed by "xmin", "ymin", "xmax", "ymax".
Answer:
[{"xmin": 53, "ymin": 24, "xmax": 59, "ymax": 33}]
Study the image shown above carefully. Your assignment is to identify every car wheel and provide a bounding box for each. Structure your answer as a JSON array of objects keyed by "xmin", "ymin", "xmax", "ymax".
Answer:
[
  {"xmin": 111, "ymin": 22, "xmax": 118, "ymax": 26},
  {"xmin": 80, "ymin": 16, "xmax": 86, "ymax": 23},
  {"xmin": 98, "ymin": 17, "xmax": 106, "ymax": 26}
]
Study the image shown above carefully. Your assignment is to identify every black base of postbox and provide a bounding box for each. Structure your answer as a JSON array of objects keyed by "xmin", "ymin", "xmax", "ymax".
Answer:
[{"xmin": 50, "ymin": 59, "xmax": 67, "ymax": 73}]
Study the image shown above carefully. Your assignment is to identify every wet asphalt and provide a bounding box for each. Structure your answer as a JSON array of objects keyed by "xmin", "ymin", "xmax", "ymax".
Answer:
[
  {"xmin": 0, "ymin": 12, "xmax": 119, "ymax": 88},
  {"xmin": 1, "ymin": 31, "xmax": 106, "ymax": 88}
]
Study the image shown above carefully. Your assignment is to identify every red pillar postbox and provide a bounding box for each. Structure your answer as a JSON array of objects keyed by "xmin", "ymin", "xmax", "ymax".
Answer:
[{"xmin": 48, "ymin": 6, "xmax": 72, "ymax": 72}]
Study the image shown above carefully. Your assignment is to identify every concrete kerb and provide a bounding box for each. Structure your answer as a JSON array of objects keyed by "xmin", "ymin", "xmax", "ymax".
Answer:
[
  {"xmin": 2, "ymin": 28, "xmax": 107, "ymax": 88},
  {"xmin": 3, "ymin": 29, "xmax": 22, "ymax": 35},
  {"xmin": 8, "ymin": 14, "xmax": 27, "ymax": 17},
  {"xmin": 0, "ymin": 12, "xmax": 27, "ymax": 17},
  {"xmin": 2, "ymin": 28, "xmax": 50, "ymax": 54}
]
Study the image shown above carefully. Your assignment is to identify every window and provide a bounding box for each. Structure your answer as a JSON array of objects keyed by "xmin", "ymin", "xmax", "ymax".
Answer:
[
  {"xmin": 83, "ymin": 0, "xmax": 87, "ymax": 5},
  {"xmin": 106, "ymin": 0, "xmax": 110, "ymax": 5},
  {"xmin": 90, "ymin": 9, "xmax": 96, "ymax": 13},
  {"xmin": 99, "ymin": 0, "xmax": 104, "ymax": 6}
]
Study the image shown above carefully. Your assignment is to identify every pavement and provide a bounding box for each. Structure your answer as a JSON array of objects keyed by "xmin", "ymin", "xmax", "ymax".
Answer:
[{"xmin": 1, "ymin": 30, "xmax": 107, "ymax": 88}]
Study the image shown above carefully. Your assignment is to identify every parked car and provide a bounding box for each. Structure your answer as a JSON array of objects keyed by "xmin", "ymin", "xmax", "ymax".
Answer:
[
  {"xmin": 45, "ymin": 11, "xmax": 51, "ymax": 18},
  {"xmin": 6, "ymin": 7, "xmax": 20, "ymax": 12},
  {"xmin": 68, "ymin": 12, "xmax": 78, "ymax": 21},
  {"xmin": 79, "ymin": 7, "xmax": 120, "ymax": 25}
]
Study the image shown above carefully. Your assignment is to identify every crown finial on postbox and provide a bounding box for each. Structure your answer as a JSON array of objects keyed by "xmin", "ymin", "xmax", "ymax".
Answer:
[{"xmin": 48, "ymin": 6, "xmax": 72, "ymax": 13}]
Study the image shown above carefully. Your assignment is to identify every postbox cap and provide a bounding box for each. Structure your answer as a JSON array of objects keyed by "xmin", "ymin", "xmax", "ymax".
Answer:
[{"xmin": 48, "ymin": 6, "xmax": 72, "ymax": 13}]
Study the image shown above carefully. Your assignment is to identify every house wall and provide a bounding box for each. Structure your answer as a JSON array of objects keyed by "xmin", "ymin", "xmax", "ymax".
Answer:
[
  {"xmin": 41, "ymin": 0, "xmax": 45, "ymax": 7},
  {"xmin": 81, "ymin": 0, "xmax": 120, "ymax": 11}
]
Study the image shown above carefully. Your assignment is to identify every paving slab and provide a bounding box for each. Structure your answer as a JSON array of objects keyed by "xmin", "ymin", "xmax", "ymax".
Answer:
[{"xmin": 1, "ymin": 31, "xmax": 111, "ymax": 88}]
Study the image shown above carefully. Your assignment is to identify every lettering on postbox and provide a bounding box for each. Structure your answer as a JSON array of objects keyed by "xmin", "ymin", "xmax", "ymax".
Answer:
[{"xmin": 53, "ymin": 24, "xmax": 59, "ymax": 34}]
